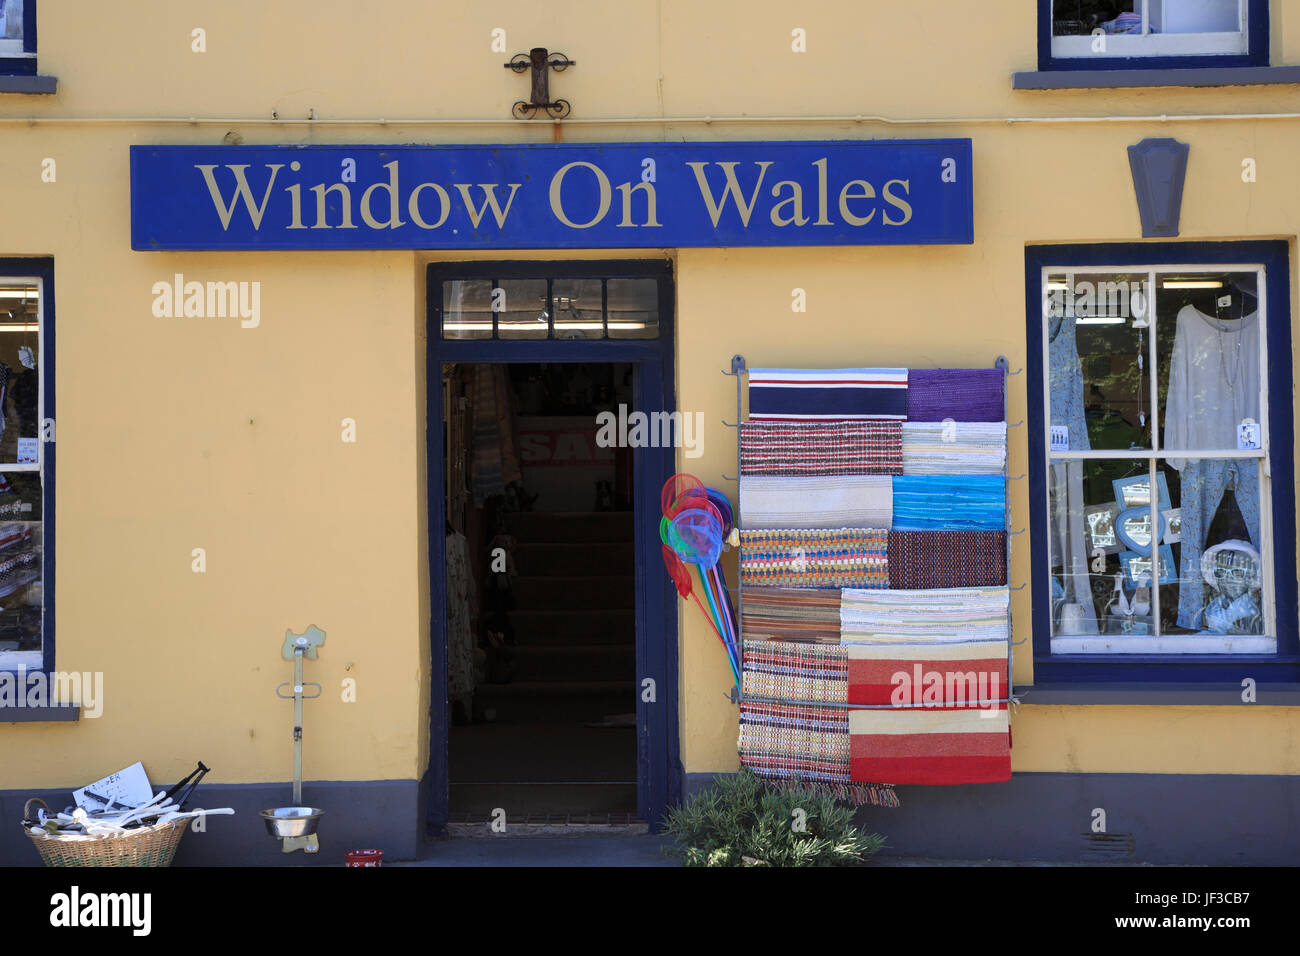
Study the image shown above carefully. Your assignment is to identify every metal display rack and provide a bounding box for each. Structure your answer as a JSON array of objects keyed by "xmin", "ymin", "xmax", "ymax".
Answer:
[{"xmin": 720, "ymin": 355, "xmax": 1021, "ymax": 711}]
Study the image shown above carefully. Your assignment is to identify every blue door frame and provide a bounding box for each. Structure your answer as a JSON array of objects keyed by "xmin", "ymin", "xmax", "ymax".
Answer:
[{"xmin": 423, "ymin": 259, "xmax": 682, "ymax": 835}]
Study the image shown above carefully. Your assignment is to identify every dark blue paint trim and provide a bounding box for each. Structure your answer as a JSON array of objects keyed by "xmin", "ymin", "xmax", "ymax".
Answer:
[
  {"xmin": 1036, "ymin": 0, "xmax": 1268, "ymax": 72},
  {"xmin": 423, "ymin": 259, "xmax": 681, "ymax": 835},
  {"xmin": 0, "ymin": 258, "xmax": 53, "ymax": 676},
  {"xmin": 1025, "ymin": 241, "xmax": 1296, "ymax": 684},
  {"xmin": 1013, "ymin": 65, "xmax": 1300, "ymax": 90},
  {"xmin": 1017, "ymin": 681, "xmax": 1300, "ymax": 705},
  {"xmin": 0, "ymin": 703, "xmax": 77, "ymax": 721}
]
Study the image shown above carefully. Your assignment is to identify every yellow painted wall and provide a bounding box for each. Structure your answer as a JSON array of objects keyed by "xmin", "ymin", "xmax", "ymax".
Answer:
[{"xmin": 1, "ymin": 1, "xmax": 1298, "ymax": 794}]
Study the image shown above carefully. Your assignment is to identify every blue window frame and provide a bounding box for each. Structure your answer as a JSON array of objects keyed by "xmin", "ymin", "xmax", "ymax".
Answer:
[
  {"xmin": 423, "ymin": 259, "xmax": 681, "ymax": 834},
  {"xmin": 1025, "ymin": 241, "xmax": 1297, "ymax": 683},
  {"xmin": 0, "ymin": 257, "xmax": 54, "ymax": 676},
  {"xmin": 1038, "ymin": 0, "xmax": 1269, "ymax": 72},
  {"xmin": 0, "ymin": 0, "xmax": 37, "ymax": 76}
]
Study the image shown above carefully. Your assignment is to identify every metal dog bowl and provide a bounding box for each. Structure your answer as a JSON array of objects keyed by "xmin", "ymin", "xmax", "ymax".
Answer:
[{"xmin": 259, "ymin": 807, "xmax": 324, "ymax": 837}]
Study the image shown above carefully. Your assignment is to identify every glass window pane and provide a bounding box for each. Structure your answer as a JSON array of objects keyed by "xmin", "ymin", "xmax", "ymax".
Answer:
[
  {"xmin": 1052, "ymin": 1, "xmax": 1139, "ymax": 37},
  {"xmin": 0, "ymin": 472, "xmax": 41, "ymax": 657},
  {"xmin": 1046, "ymin": 271, "xmax": 1152, "ymax": 451},
  {"xmin": 1, "ymin": 0, "xmax": 24, "ymax": 41},
  {"xmin": 552, "ymin": 278, "xmax": 604, "ymax": 340},
  {"xmin": 495, "ymin": 279, "xmax": 549, "ymax": 339},
  {"xmin": 1160, "ymin": 456, "xmax": 1264, "ymax": 638},
  {"xmin": 441, "ymin": 279, "xmax": 493, "ymax": 339},
  {"xmin": 606, "ymin": 278, "xmax": 659, "ymax": 339},
  {"xmin": 1157, "ymin": 270, "xmax": 1261, "ymax": 458},
  {"xmin": 0, "ymin": 284, "xmax": 40, "ymax": 468},
  {"xmin": 1150, "ymin": 0, "xmax": 1241, "ymax": 34}
]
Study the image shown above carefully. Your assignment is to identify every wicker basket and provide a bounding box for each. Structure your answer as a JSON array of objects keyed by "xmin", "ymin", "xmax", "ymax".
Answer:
[{"xmin": 22, "ymin": 798, "xmax": 189, "ymax": 867}]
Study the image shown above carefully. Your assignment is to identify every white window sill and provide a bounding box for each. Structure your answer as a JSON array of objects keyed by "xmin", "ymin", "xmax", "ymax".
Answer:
[{"xmin": 1051, "ymin": 636, "xmax": 1277, "ymax": 654}]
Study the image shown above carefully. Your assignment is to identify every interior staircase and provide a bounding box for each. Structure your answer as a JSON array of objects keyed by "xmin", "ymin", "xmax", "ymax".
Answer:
[{"xmin": 449, "ymin": 510, "xmax": 639, "ymax": 822}]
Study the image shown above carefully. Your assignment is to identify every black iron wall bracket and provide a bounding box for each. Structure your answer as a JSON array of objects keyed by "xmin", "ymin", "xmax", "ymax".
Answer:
[{"xmin": 505, "ymin": 47, "xmax": 575, "ymax": 119}]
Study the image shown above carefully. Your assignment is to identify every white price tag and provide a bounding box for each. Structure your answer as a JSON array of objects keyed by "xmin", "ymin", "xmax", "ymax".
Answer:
[{"xmin": 1050, "ymin": 425, "xmax": 1070, "ymax": 451}]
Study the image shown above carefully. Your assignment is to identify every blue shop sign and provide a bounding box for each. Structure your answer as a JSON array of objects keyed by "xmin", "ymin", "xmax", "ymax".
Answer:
[{"xmin": 130, "ymin": 139, "xmax": 973, "ymax": 251}]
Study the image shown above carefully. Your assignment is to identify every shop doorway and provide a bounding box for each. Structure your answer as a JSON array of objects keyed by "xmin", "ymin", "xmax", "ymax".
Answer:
[{"xmin": 424, "ymin": 261, "xmax": 680, "ymax": 836}]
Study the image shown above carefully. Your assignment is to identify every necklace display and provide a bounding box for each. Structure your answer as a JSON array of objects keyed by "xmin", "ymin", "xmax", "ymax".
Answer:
[{"xmin": 1212, "ymin": 297, "xmax": 1247, "ymax": 396}]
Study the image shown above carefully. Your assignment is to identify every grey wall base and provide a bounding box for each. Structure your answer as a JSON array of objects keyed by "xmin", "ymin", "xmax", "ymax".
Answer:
[
  {"xmin": 1, "ymin": 779, "xmax": 419, "ymax": 867},
  {"xmin": 683, "ymin": 771, "xmax": 1300, "ymax": 865}
]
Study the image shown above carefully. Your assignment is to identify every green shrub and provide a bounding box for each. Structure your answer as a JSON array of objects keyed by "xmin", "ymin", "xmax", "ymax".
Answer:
[{"xmin": 662, "ymin": 769, "xmax": 886, "ymax": 867}]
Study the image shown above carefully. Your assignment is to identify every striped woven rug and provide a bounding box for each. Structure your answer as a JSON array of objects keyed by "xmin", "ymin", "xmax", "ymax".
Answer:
[
  {"xmin": 740, "ymin": 420, "xmax": 903, "ymax": 476},
  {"xmin": 740, "ymin": 475, "xmax": 892, "ymax": 529},
  {"xmin": 738, "ymin": 640, "xmax": 899, "ymax": 806},
  {"xmin": 748, "ymin": 368, "xmax": 909, "ymax": 421},
  {"xmin": 901, "ymin": 422, "xmax": 1007, "ymax": 475},
  {"xmin": 846, "ymin": 639, "xmax": 1011, "ymax": 785},
  {"xmin": 891, "ymin": 475, "xmax": 1006, "ymax": 532},
  {"xmin": 741, "ymin": 587, "xmax": 842, "ymax": 643},
  {"xmin": 739, "ymin": 528, "xmax": 889, "ymax": 589},
  {"xmin": 840, "ymin": 587, "xmax": 1009, "ymax": 643},
  {"xmin": 887, "ymin": 530, "xmax": 1007, "ymax": 589}
]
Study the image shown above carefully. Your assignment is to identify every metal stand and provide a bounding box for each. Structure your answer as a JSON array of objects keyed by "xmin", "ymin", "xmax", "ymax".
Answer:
[{"xmin": 271, "ymin": 625, "xmax": 325, "ymax": 853}]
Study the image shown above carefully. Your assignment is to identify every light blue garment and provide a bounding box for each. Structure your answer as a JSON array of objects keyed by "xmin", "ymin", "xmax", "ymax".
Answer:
[
  {"xmin": 1049, "ymin": 314, "xmax": 1091, "ymax": 452},
  {"xmin": 1176, "ymin": 459, "xmax": 1261, "ymax": 629},
  {"xmin": 891, "ymin": 475, "xmax": 1006, "ymax": 532}
]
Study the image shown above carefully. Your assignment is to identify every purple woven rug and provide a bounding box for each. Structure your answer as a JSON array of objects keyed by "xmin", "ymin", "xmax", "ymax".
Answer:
[{"xmin": 907, "ymin": 369, "xmax": 1004, "ymax": 422}]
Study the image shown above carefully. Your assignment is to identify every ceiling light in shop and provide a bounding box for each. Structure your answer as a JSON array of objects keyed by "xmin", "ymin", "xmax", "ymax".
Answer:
[
  {"xmin": 1074, "ymin": 316, "xmax": 1127, "ymax": 325},
  {"xmin": 0, "ymin": 290, "xmax": 37, "ymax": 299},
  {"xmin": 1162, "ymin": 280, "xmax": 1223, "ymax": 289},
  {"xmin": 0, "ymin": 324, "xmax": 39, "ymax": 332}
]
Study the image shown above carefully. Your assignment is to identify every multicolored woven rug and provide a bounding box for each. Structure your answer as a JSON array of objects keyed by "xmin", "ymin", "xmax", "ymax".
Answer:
[
  {"xmin": 849, "ymin": 706, "xmax": 1011, "ymax": 785},
  {"xmin": 741, "ymin": 587, "xmax": 842, "ymax": 643},
  {"xmin": 840, "ymin": 587, "xmax": 1010, "ymax": 643},
  {"xmin": 738, "ymin": 640, "xmax": 899, "ymax": 806},
  {"xmin": 740, "ymin": 475, "xmax": 893, "ymax": 529},
  {"xmin": 906, "ymin": 368, "xmax": 1004, "ymax": 423},
  {"xmin": 739, "ymin": 528, "xmax": 889, "ymax": 588},
  {"xmin": 901, "ymin": 422, "xmax": 1007, "ymax": 475},
  {"xmin": 887, "ymin": 530, "xmax": 1008, "ymax": 588},
  {"xmin": 845, "ymin": 639, "xmax": 1009, "ymax": 707},
  {"xmin": 748, "ymin": 368, "xmax": 908, "ymax": 421},
  {"xmin": 891, "ymin": 475, "xmax": 1006, "ymax": 532},
  {"xmin": 740, "ymin": 420, "xmax": 903, "ymax": 476}
]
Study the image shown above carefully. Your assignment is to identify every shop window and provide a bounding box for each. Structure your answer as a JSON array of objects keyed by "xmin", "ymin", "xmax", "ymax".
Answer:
[
  {"xmin": 0, "ymin": 262, "xmax": 49, "ymax": 674},
  {"xmin": 442, "ymin": 275, "xmax": 660, "ymax": 341},
  {"xmin": 1043, "ymin": 0, "xmax": 1267, "ymax": 70},
  {"xmin": 0, "ymin": 0, "xmax": 36, "ymax": 75},
  {"xmin": 1027, "ymin": 242, "xmax": 1296, "ymax": 682}
]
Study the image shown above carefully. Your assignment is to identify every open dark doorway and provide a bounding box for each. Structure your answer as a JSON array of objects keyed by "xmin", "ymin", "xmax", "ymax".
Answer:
[
  {"xmin": 424, "ymin": 260, "xmax": 681, "ymax": 837},
  {"xmin": 443, "ymin": 361, "xmax": 638, "ymax": 823}
]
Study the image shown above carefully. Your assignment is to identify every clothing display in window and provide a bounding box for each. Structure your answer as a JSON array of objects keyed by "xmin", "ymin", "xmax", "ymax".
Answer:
[
  {"xmin": 1175, "ymin": 458, "xmax": 1260, "ymax": 629},
  {"xmin": 1048, "ymin": 313, "xmax": 1099, "ymax": 636},
  {"xmin": 1164, "ymin": 305, "xmax": 1259, "ymax": 466},
  {"xmin": 470, "ymin": 365, "xmax": 522, "ymax": 505},
  {"xmin": 1164, "ymin": 305, "xmax": 1262, "ymax": 629}
]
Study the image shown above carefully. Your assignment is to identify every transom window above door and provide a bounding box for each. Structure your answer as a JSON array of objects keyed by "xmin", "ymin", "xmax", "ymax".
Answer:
[{"xmin": 441, "ymin": 276, "xmax": 660, "ymax": 341}]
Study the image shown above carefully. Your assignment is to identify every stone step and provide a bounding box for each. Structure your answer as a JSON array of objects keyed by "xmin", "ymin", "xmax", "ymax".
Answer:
[
  {"xmin": 515, "ymin": 542, "xmax": 633, "ymax": 577},
  {"xmin": 505, "ymin": 511, "xmax": 634, "ymax": 544},
  {"xmin": 512, "ymin": 575, "xmax": 634, "ymax": 610},
  {"xmin": 510, "ymin": 644, "xmax": 635, "ymax": 682},
  {"xmin": 472, "ymin": 681, "xmax": 636, "ymax": 723},
  {"xmin": 508, "ymin": 609, "xmax": 635, "ymax": 645}
]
